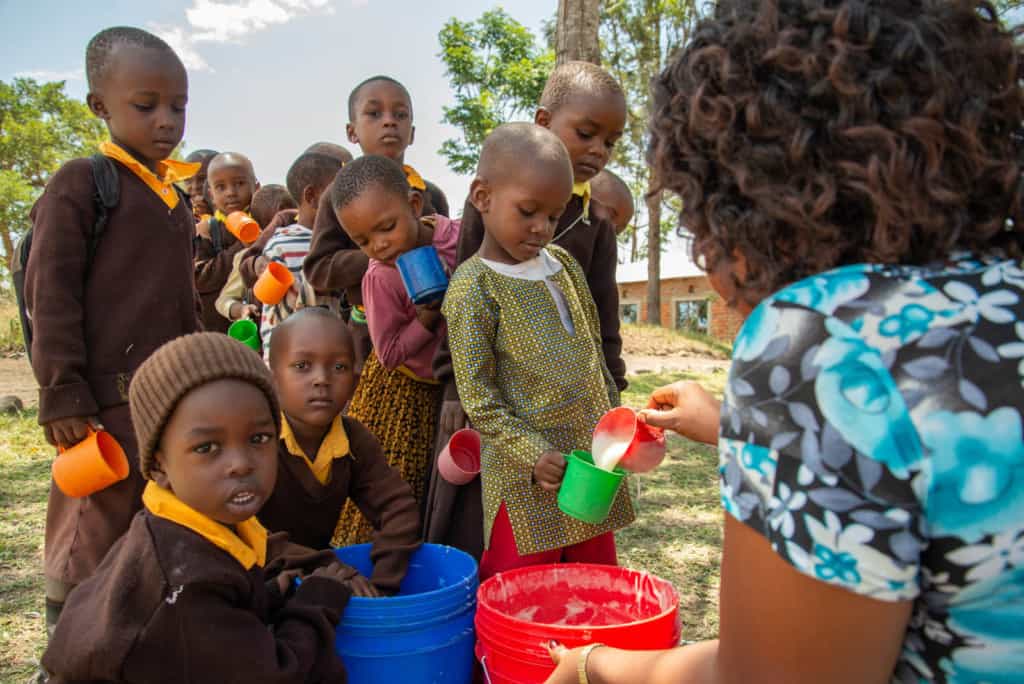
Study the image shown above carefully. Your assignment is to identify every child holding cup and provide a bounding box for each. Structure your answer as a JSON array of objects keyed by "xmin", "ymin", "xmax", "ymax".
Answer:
[{"xmin": 443, "ymin": 124, "xmax": 634, "ymax": 581}]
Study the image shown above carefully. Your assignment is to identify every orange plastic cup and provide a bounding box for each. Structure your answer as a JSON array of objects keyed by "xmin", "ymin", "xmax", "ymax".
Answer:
[
  {"xmin": 254, "ymin": 262, "xmax": 295, "ymax": 305},
  {"xmin": 225, "ymin": 211, "xmax": 260, "ymax": 244},
  {"xmin": 52, "ymin": 429, "xmax": 129, "ymax": 498}
]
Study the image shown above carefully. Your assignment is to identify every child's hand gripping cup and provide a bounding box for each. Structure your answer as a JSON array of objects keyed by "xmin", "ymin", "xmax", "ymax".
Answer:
[
  {"xmin": 396, "ymin": 245, "xmax": 449, "ymax": 305},
  {"xmin": 254, "ymin": 262, "xmax": 295, "ymax": 305},
  {"xmin": 228, "ymin": 318, "xmax": 260, "ymax": 352},
  {"xmin": 224, "ymin": 211, "xmax": 260, "ymax": 245},
  {"xmin": 52, "ymin": 428, "xmax": 129, "ymax": 498},
  {"xmin": 437, "ymin": 428, "xmax": 481, "ymax": 485},
  {"xmin": 557, "ymin": 450, "xmax": 626, "ymax": 524}
]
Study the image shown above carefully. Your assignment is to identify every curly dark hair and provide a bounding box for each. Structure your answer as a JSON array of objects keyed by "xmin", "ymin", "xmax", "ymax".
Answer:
[
  {"xmin": 329, "ymin": 154, "xmax": 409, "ymax": 212},
  {"xmin": 649, "ymin": 0, "xmax": 1024, "ymax": 305}
]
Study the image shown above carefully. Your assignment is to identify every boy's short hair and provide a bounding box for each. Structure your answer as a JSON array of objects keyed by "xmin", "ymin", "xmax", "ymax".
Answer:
[
  {"xmin": 539, "ymin": 61, "xmax": 624, "ymax": 112},
  {"xmin": 347, "ymin": 75, "xmax": 412, "ymax": 121},
  {"xmin": 267, "ymin": 306, "xmax": 350, "ymax": 368},
  {"xmin": 250, "ymin": 184, "xmax": 296, "ymax": 228},
  {"xmin": 303, "ymin": 142, "xmax": 353, "ymax": 165},
  {"xmin": 184, "ymin": 149, "xmax": 218, "ymax": 165},
  {"xmin": 86, "ymin": 26, "xmax": 179, "ymax": 91},
  {"xmin": 424, "ymin": 179, "xmax": 449, "ymax": 218},
  {"xmin": 330, "ymin": 155, "xmax": 409, "ymax": 212},
  {"xmin": 286, "ymin": 153, "xmax": 345, "ymax": 205},
  {"xmin": 477, "ymin": 122, "xmax": 572, "ymax": 182}
]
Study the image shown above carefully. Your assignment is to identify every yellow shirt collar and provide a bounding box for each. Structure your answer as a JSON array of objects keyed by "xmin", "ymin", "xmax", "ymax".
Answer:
[
  {"xmin": 99, "ymin": 141, "xmax": 200, "ymax": 210},
  {"xmin": 280, "ymin": 414, "xmax": 351, "ymax": 485},
  {"xmin": 142, "ymin": 481, "xmax": 267, "ymax": 569},
  {"xmin": 403, "ymin": 164, "xmax": 427, "ymax": 192},
  {"xmin": 573, "ymin": 181, "xmax": 591, "ymax": 222}
]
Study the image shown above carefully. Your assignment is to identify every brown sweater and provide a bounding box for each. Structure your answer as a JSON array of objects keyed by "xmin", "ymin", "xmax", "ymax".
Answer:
[
  {"xmin": 433, "ymin": 194, "xmax": 627, "ymax": 399},
  {"xmin": 194, "ymin": 217, "xmax": 243, "ymax": 333},
  {"xmin": 259, "ymin": 416, "xmax": 421, "ymax": 594},
  {"xmin": 26, "ymin": 158, "xmax": 201, "ymax": 424},
  {"xmin": 42, "ymin": 511, "xmax": 350, "ymax": 683}
]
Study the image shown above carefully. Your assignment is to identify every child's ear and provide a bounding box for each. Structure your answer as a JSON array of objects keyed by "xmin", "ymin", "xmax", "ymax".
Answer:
[
  {"xmin": 150, "ymin": 451, "xmax": 171, "ymax": 491},
  {"xmin": 86, "ymin": 92, "xmax": 110, "ymax": 120},
  {"xmin": 469, "ymin": 177, "xmax": 490, "ymax": 214},
  {"xmin": 534, "ymin": 107, "xmax": 552, "ymax": 129},
  {"xmin": 346, "ymin": 123, "xmax": 359, "ymax": 145},
  {"xmin": 304, "ymin": 184, "xmax": 322, "ymax": 209},
  {"xmin": 408, "ymin": 188, "xmax": 424, "ymax": 218}
]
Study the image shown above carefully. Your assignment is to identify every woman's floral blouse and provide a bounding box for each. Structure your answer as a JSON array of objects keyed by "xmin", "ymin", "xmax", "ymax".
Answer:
[{"xmin": 720, "ymin": 254, "xmax": 1024, "ymax": 683}]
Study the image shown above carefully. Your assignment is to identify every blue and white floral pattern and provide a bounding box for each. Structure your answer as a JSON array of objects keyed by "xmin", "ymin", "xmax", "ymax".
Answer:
[{"xmin": 720, "ymin": 255, "xmax": 1024, "ymax": 683}]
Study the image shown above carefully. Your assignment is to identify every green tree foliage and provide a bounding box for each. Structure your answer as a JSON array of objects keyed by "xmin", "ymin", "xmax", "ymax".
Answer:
[
  {"xmin": 438, "ymin": 8, "xmax": 555, "ymax": 174},
  {"xmin": 0, "ymin": 78, "xmax": 105, "ymax": 284}
]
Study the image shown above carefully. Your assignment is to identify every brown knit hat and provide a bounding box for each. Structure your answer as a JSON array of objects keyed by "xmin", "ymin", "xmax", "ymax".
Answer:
[{"xmin": 129, "ymin": 333, "xmax": 280, "ymax": 480}]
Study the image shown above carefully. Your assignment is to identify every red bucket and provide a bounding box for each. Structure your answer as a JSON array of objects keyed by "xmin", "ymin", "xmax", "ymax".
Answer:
[{"xmin": 475, "ymin": 564, "xmax": 680, "ymax": 683}]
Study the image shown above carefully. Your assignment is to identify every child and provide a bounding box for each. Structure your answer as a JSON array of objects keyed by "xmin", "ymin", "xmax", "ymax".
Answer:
[
  {"xmin": 194, "ymin": 151, "xmax": 259, "ymax": 333},
  {"xmin": 329, "ymin": 155, "xmax": 459, "ymax": 546},
  {"xmin": 255, "ymin": 152, "xmax": 345, "ymax": 355},
  {"xmin": 304, "ymin": 76, "xmax": 448, "ymax": 378},
  {"xmin": 590, "ymin": 168, "xmax": 634, "ymax": 235},
  {"xmin": 427, "ymin": 61, "xmax": 629, "ymax": 559},
  {"xmin": 183, "ymin": 148, "xmax": 217, "ymax": 221},
  {"xmin": 260, "ymin": 308, "xmax": 420, "ymax": 594},
  {"xmin": 42, "ymin": 333, "xmax": 352, "ymax": 682},
  {"xmin": 215, "ymin": 184, "xmax": 298, "ymax": 326},
  {"xmin": 443, "ymin": 124, "xmax": 633, "ymax": 581},
  {"xmin": 24, "ymin": 26, "xmax": 202, "ymax": 638}
]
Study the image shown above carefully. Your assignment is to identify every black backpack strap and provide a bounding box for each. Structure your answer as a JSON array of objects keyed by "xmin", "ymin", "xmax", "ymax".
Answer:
[
  {"xmin": 87, "ymin": 154, "xmax": 120, "ymax": 270},
  {"xmin": 208, "ymin": 214, "xmax": 225, "ymax": 254}
]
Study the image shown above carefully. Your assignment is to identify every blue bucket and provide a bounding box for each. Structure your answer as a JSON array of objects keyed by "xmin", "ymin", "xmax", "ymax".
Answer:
[
  {"xmin": 396, "ymin": 246, "xmax": 449, "ymax": 305},
  {"xmin": 333, "ymin": 543, "xmax": 478, "ymax": 684}
]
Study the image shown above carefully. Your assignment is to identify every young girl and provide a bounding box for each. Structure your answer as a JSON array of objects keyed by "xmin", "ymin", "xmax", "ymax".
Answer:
[
  {"xmin": 443, "ymin": 123, "xmax": 633, "ymax": 581},
  {"xmin": 329, "ymin": 155, "xmax": 458, "ymax": 545}
]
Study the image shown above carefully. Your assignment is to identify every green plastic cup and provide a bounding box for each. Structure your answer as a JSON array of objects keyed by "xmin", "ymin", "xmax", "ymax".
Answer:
[
  {"xmin": 228, "ymin": 319, "xmax": 260, "ymax": 352},
  {"xmin": 557, "ymin": 450, "xmax": 626, "ymax": 524}
]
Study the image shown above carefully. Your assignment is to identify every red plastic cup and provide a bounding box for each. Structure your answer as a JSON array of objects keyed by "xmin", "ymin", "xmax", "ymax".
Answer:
[
  {"xmin": 592, "ymin": 406, "xmax": 666, "ymax": 473},
  {"xmin": 52, "ymin": 429, "xmax": 129, "ymax": 498},
  {"xmin": 437, "ymin": 428, "xmax": 481, "ymax": 485},
  {"xmin": 225, "ymin": 211, "xmax": 260, "ymax": 244},
  {"xmin": 254, "ymin": 262, "xmax": 294, "ymax": 305}
]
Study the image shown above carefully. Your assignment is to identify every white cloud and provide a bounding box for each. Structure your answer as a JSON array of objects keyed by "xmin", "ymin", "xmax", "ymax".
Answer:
[
  {"xmin": 151, "ymin": 0, "xmax": 334, "ymax": 73},
  {"xmin": 14, "ymin": 68, "xmax": 84, "ymax": 83}
]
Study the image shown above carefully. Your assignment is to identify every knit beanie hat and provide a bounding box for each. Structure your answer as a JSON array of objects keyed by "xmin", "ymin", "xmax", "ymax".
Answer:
[{"xmin": 129, "ymin": 333, "xmax": 280, "ymax": 480}]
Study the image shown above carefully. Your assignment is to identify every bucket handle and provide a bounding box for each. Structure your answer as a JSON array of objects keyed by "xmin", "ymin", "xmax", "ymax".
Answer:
[{"xmin": 480, "ymin": 655, "xmax": 494, "ymax": 684}]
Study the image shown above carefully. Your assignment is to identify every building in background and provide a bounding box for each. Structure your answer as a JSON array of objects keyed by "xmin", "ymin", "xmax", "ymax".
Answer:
[{"xmin": 616, "ymin": 244, "xmax": 745, "ymax": 341}]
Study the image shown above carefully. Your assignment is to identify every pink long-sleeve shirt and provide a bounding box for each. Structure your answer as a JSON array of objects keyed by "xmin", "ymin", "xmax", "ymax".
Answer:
[{"xmin": 362, "ymin": 215, "xmax": 459, "ymax": 380}]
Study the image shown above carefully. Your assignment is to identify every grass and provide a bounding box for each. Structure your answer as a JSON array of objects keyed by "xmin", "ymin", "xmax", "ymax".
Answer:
[
  {"xmin": 0, "ymin": 299, "xmax": 25, "ymax": 357},
  {"xmin": 0, "ymin": 370, "xmax": 727, "ymax": 681}
]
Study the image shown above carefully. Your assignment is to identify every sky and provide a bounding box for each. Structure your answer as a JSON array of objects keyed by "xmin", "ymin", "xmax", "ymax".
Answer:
[{"xmin": 0, "ymin": 0, "xmax": 559, "ymax": 214}]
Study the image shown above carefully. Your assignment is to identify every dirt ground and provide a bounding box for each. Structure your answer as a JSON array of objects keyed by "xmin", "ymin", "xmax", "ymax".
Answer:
[{"xmin": 0, "ymin": 357, "xmax": 36, "ymax": 408}]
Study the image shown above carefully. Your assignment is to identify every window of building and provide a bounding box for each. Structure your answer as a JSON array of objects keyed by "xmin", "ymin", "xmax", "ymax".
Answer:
[
  {"xmin": 620, "ymin": 302, "xmax": 639, "ymax": 324},
  {"xmin": 675, "ymin": 299, "xmax": 708, "ymax": 334}
]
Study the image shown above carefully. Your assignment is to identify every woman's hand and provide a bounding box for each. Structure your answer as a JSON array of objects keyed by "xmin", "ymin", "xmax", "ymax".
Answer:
[
  {"xmin": 638, "ymin": 380, "xmax": 721, "ymax": 446},
  {"xmin": 544, "ymin": 642, "xmax": 585, "ymax": 684}
]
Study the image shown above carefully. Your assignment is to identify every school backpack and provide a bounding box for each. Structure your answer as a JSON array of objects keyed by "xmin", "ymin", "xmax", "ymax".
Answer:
[{"xmin": 11, "ymin": 154, "xmax": 120, "ymax": 361}]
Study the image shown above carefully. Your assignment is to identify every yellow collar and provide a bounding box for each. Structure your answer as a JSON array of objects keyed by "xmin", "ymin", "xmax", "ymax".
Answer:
[
  {"xmin": 403, "ymin": 164, "xmax": 427, "ymax": 192},
  {"xmin": 142, "ymin": 481, "xmax": 267, "ymax": 569},
  {"xmin": 280, "ymin": 414, "xmax": 351, "ymax": 485},
  {"xmin": 99, "ymin": 141, "xmax": 200, "ymax": 210},
  {"xmin": 573, "ymin": 181, "xmax": 591, "ymax": 222}
]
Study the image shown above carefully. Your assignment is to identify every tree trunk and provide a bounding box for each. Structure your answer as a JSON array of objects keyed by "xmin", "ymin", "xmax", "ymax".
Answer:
[
  {"xmin": 556, "ymin": 0, "xmax": 601, "ymax": 65},
  {"xmin": 644, "ymin": 185, "xmax": 662, "ymax": 325}
]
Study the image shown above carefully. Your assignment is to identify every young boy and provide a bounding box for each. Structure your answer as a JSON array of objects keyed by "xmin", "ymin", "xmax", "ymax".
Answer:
[
  {"xmin": 183, "ymin": 148, "xmax": 217, "ymax": 221},
  {"xmin": 254, "ymin": 152, "xmax": 344, "ymax": 355},
  {"xmin": 590, "ymin": 168, "xmax": 634, "ymax": 235},
  {"xmin": 304, "ymin": 76, "xmax": 448, "ymax": 378},
  {"xmin": 24, "ymin": 26, "xmax": 202, "ymax": 637},
  {"xmin": 215, "ymin": 184, "xmax": 297, "ymax": 326},
  {"xmin": 260, "ymin": 308, "xmax": 420, "ymax": 595},
  {"xmin": 42, "ymin": 333, "xmax": 352, "ymax": 682},
  {"xmin": 426, "ymin": 61, "xmax": 628, "ymax": 558},
  {"xmin": 194, "ymin": 151, "xmax": 259, "ymax": 333}
]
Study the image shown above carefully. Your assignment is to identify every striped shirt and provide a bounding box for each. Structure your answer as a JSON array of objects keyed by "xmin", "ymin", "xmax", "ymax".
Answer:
[{"xmin": 260, "ymin": 224, "xmax": 316, "ymax": 357}]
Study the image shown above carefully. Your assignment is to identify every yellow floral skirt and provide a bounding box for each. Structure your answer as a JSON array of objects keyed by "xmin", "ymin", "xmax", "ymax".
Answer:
[{"xmin": 332, "ymin": 351, "xmax": 440, "ymax": 546}]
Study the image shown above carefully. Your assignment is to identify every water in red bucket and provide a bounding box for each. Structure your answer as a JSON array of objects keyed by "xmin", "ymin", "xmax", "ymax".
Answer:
[{"xmin": 475, "ymin": 564, "xmax": 680, "ymax": 683}]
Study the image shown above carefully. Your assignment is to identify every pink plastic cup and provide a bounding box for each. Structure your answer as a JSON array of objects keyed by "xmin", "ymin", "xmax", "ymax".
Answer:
[
  {"xmin": 437, "ymin": 428, "xmax": 481, "ymax": 485},
  {"xmin": 593, "ymin": 406, "xmax": 667, "ymax": 473}
]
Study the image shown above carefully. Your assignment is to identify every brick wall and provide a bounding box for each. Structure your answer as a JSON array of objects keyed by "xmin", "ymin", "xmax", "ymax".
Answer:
[{"xmin": 618, "ymin": 275, "xmax": 745, "ymax": 341}]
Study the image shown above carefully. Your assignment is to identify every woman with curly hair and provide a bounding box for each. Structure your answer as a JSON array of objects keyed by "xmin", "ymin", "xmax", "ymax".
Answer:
[{"xmin": 545, "ymin": 1, "xmax": 1024, "ymax": 683}]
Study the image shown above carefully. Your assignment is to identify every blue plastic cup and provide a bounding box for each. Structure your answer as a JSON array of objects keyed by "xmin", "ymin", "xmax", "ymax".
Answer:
[{"xmin": 396, "ymin": 246, "xmax": 449, "ymax": 305}]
